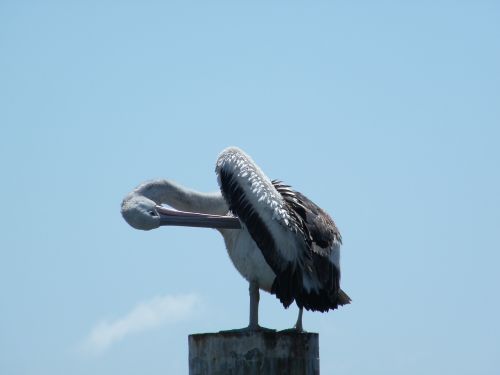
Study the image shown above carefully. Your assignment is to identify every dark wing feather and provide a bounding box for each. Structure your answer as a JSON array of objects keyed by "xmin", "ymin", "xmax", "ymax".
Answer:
[
  {"xmin": 272, "ymin": 180, "xmax": 350, "ymax": 311},
  {"xmin": 218, "ymin": 170, "xmax": 291, "ymax": 274}
]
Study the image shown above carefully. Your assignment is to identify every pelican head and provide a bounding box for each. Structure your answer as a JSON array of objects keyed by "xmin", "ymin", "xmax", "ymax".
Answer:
[{"xmin": 121, "ymin": 194, "xmax": 161, "ymax": 230}]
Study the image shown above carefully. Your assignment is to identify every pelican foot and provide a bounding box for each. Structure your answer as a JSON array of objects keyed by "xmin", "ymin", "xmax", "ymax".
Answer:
[
  {"xmin": 279, "ymin": 326, "xmax": 307, "ymax": 334},
  {"xmin": 219, "ymin": 325, "xmax": 276, "ymax": 334}
]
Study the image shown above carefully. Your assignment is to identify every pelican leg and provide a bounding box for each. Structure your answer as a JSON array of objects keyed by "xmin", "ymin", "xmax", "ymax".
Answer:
[
  {"xmin": 279, "ymin": 306, "xmax": 305, "ymax": 333},
  {"xmin": 294, "ymin": 307, "xmax": 304, "ymax": 332},
  {"xmin": 249, "ymin": 280, "xmax": 259, "ymax": 329},
  {"xmin": 219, "ymin": 280, "xmax": 275, "ymax": 333}
]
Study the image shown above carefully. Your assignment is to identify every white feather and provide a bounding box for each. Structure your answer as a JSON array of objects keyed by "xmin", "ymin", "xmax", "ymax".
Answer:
[
  {"xmin": 220, "ymin": 228, "xmax": 276, "ymax": 292},
  {"xmin": 216, "ymin": 147, "xmax": 307, "ymax": 264}
]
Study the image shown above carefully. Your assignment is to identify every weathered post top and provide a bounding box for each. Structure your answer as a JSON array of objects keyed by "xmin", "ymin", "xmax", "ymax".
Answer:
[{"xmin": 189, "ymin": 330, "xmax": 319, "ymax": 375}]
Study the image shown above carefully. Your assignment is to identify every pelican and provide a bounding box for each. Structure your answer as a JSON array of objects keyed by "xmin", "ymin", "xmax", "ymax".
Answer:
[{"xmin": 121, "ymin": 147, "xmax": 350, "ymax": 331}]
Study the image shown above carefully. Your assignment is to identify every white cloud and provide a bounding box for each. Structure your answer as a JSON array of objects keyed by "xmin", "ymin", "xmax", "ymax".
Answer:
[{"xmin": 81, "ymin": 293, "xmax": 199, "ymax": 354}]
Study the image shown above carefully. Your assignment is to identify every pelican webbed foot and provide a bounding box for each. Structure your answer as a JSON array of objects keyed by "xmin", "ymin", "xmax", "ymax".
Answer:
[{"xmin": 219, "ymin": 325, "xmax": 276, "ymax": 334}]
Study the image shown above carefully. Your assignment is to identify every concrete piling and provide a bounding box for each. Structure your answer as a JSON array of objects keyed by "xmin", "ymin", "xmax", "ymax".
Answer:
[{"xmin": 189, "ymin": 330, "xmax": 319, "ymax": 375}]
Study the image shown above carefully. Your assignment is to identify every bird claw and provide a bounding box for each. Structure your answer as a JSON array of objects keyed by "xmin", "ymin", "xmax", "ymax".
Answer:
[
  {"xmin": 279, "ymin": 326, "xmax": 307, "ymax": 334},
  {"xmin": 219, "ymin": 325, "xmax": 276, "ymax": 334}
]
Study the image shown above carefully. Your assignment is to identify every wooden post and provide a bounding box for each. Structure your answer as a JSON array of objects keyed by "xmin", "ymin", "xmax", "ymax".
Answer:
[{"xmin": 188, "ymin": 331, "xmax": 319, "ymax": 375}]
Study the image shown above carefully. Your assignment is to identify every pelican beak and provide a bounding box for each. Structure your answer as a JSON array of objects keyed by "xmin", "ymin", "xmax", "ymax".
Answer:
[{"xmin": 155, "ymin": 205, "xmax": 241, "ymax": 229}]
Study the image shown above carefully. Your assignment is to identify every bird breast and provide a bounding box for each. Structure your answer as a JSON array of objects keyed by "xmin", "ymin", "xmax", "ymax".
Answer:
[{"xmin": 220, "ymin": 228, "xmax": 276, "ymax": 292}]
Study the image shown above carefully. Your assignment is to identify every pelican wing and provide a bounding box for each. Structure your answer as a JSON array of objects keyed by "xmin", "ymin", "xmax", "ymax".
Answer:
[
  {"xmin": 272, "ymin": 180, "xmax": 351, "ymax": 311},
  {"xmin": 215, "ymin": 148, "xmax": 306, "ymax": 268},
  {"xmin": 215, "ymin": 147, "xmax": 350, "ymax": 311}
]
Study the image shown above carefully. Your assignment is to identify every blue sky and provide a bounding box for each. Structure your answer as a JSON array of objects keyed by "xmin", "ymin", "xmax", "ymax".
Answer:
[{"xmin": 1, "ymin": 1, "xmax": 499, "ymax": 374}]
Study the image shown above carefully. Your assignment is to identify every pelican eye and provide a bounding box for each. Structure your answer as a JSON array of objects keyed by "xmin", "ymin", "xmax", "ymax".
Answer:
[{"xmin": 148, "ymin": 210, "xmax": 158, "ymax": 217}]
